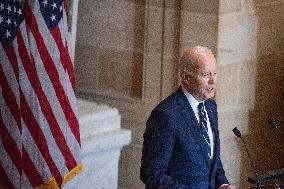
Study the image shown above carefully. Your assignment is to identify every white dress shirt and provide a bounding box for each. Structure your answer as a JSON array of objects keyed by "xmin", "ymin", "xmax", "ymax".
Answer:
[{"xmin": 182, "ymin": 87, "xmax": 215, "ymax": 159}]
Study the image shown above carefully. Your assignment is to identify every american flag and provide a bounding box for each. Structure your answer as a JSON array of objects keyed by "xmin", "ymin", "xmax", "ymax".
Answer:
[{"xmin": 0, "ymin": 0, "xmax": 81, "ymax": 188}]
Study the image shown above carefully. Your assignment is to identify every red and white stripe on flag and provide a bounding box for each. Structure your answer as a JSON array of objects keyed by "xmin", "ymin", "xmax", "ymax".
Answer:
[{"xmin": 0, "ymin": 0, "xmax": 82, "ymax": 188}]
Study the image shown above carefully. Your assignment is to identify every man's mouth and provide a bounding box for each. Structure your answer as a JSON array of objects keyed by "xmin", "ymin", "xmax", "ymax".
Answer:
[
  {"xmin": 207, "ymin": 87, "xmax": 215, "ymax": 92},
  {"xmin": 207, "ymin": 87, "xmax": 215, "ymax": 93}
]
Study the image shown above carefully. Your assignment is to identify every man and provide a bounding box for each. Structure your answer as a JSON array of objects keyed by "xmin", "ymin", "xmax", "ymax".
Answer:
[{"xmin": 140, "ymin": 46, "xmax": 236, "ymax": 189}]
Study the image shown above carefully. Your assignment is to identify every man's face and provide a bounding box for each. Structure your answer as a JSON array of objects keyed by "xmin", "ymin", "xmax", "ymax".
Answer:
[{"xmin": 184, "ymin": 54, "xmax": 217, "ymax": 102}]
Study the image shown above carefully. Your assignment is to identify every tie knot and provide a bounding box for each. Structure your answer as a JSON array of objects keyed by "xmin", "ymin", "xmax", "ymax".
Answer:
[{"xmin": 198, "ymin": 102, "xmax": 205, "ymax": 112}]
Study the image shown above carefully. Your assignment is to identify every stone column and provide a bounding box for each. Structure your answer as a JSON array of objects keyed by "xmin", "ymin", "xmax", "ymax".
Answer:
[{"xmin": 63, "ymin": 99, "xmax": 131, "ymax": 189}]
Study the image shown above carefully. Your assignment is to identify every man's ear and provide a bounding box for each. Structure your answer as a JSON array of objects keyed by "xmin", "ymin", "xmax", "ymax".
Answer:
[
  {"xmin": 181, "ymin": 72, "xmax": 186, "ymax": 81},
  {"xmin": 182, "ymin": 71, "xmax": 191, "ymax": 81},
  {"xmin": 181, "ymin": 72, "xmax": 191, "ymax": 87}
]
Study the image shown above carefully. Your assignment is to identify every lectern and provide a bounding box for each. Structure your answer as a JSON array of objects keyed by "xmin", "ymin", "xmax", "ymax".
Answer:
[{"xmin": 248, "ymin": 168, "xmax": 284, "ymax": 189}]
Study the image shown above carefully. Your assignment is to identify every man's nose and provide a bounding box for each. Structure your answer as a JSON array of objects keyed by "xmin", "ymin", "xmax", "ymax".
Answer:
[{"xmin": 208, "ymin": 73, "xmax": 217, "ymax": 84}]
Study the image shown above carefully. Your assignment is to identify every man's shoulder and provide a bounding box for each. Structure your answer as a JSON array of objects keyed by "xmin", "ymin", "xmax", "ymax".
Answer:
[{"xmin": 151, "ymin": 88, "xmax": 183, "ymax": 116}]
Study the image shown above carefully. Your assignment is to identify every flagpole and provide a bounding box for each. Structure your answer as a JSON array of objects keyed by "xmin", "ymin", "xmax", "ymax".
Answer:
[{"xmin": 69, "ymin": 0, "xmax": 79, "ymax": 63}]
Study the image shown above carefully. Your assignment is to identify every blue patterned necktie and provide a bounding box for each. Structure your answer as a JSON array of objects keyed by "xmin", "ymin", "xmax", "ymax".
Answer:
[{"xmin": 198, "ymin": 102, "xmax": 211, "ymax": 158}]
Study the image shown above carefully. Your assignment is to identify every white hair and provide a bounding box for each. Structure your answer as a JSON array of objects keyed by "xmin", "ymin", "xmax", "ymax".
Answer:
[{"xmin": 179, "ymin": 46, "xmax": 213, "ymax": 73}]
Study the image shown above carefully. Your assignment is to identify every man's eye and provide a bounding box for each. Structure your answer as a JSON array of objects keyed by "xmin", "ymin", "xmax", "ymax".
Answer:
[{"xmin": 202, "ymin": 73, "xmax": 209, "ymax": 77}]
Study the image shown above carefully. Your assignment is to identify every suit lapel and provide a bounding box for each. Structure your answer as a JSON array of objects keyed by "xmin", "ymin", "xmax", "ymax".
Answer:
[
  {"xmin": 176, "ymin": 88, "xmax": 211, "ymax": 169},
  {"xmin": 205, "ymin": 101, "xmax": 217, "ymax": 132},
  {"xmin": 205, "ymin": 101, "xmax": 218, "ymax": 151},
  {"xmin": 205, "ymin": 100, "xmax": 220, "ymax": 172}
]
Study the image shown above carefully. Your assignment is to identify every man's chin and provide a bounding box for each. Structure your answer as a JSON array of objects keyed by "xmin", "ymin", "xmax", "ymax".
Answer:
[{"xmin": 206, "ymin": 93, "xmax": 215, "ymax": 99}]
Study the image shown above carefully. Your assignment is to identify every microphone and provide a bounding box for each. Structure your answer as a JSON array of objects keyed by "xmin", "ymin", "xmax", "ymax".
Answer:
[
  {"xmin": 268, "ymin": 118, "xmax": 278, "ymax": 129},
  {"xmin": 232, "ymin": 127, "xmax": 262, "ymax": 189},
  {"xmin": 268, "ymin": 118, "xmax": 284, "ymax": 138},
  {"xmin": 232, "ymin": 127, "xmax": 241, "ymax": 137}
]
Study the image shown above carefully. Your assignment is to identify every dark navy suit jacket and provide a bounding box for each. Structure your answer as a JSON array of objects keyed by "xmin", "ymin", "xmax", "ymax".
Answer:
[{"xmin": 140, "ymin": 87, "xmax": 229, "ymax": 189}]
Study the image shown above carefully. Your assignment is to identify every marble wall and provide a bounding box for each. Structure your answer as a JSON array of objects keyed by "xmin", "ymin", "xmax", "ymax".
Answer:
[
  {"xmin": 217, "ymin": 0, "xmax": 284, "ymax": 188},
  {"xmin": 75, "ymin": 0, "xmax": 284, "ymax": 188},
  {"xmin": 75, "ymin": 0, "xmax": 145, "ymax": 100}
]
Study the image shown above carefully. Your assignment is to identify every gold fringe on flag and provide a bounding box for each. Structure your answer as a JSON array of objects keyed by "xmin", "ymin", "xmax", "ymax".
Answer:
[
  {"xmin": 62, "ymin": 163, "xmax": 83, "ymax": 186},
  {"xmin": 36, "ymin": 163, "xmax": 83, "ymax": 189}
]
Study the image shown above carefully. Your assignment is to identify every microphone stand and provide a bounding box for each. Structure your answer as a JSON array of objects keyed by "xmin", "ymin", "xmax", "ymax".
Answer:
[
  {"xmin": 232, "ymin": 127, "xmax": 262, "ymax": 189},
  {"xmin": 239, "ymin": 136, "xmax": 262, "ymax": 189}
]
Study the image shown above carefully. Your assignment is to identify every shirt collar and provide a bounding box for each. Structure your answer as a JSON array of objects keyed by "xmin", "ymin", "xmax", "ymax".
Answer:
[{"xmin": 182, "ymin": 86, "xmax": 204, "ymax": 116}]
